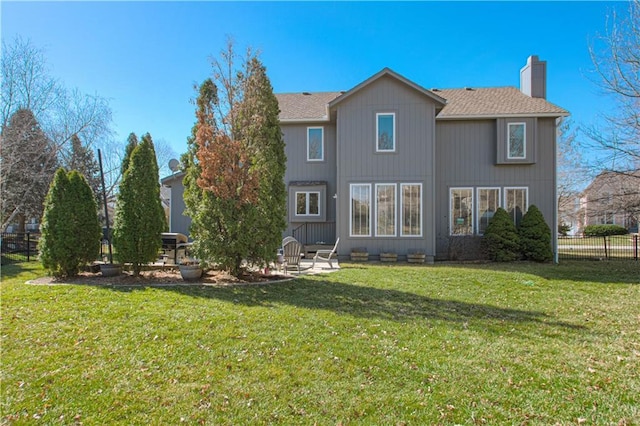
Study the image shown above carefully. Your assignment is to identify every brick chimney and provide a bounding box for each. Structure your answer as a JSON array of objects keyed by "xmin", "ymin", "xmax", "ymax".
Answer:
[{"xmin": 520, "ymin": 55, "xmax": 546, "ymax": 99}]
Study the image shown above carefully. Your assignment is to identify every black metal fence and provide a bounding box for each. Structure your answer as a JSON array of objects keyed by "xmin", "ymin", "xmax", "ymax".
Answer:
[
  {"xmin": 558, "ymin": 235, "xmax": 639, "ymax": 261},
  {"xmin": 1, "ymin": 232, "xmax": 40, "ymax": 264}
]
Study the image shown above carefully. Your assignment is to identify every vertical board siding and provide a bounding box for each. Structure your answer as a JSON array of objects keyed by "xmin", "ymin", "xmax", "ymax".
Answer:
[
  {"xmin": 282, "ymin": 123, "xmax": 337, "ymax": 240},
  {"xmin": 435, "ymin": 118, "xmax": 557, "ymax": 259},
  {"xmin": 336, "ymin": 75, "xmax": 437, "ymax": 256}
]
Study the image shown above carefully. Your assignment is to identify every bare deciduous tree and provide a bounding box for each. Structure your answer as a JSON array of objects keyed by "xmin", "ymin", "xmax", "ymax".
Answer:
[
  {"xmin": 1, "ymin": 36, "xmax": 113, "ymax": 231},
  {"xmin": 586, "ymin": 0, "xmax": 640, "ymax": 174}
]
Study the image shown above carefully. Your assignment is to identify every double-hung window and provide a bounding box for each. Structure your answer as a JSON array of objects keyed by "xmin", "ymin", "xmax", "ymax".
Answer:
[
  {"xmin": 401, "ymin": 183, "xmax": 422, "ymax": 236},
  {"xmin": 376, "ymin": 113, "xmax": 395, "ymax": 152},
  {"xmin": 350, "ymin": 184, "xmax": 371, "ymax": 237},
  {"xmin": 295, "ymin": 191, "xmax": 320, "ymax": 216},
  {"xmin": 477, "ymin": 188, "xmax": 500, "ymax": 235},
  {"xmin": 450, "ymin": 188, "xmax": 474, "ymax": 235},
  {"xmin": 375, "ymin": 184, "xmax": 396, "ymax": 236},
  {"xmin": 507, "ymin": 123, "xmax": 526, "ymax": 159},
  {"xmin": 505, "ymin": 187, "xmax": 528, "ymax": 227},
  {"xmin": 307, "ymin": 127, "xmax": 324, "ymax": 161}
]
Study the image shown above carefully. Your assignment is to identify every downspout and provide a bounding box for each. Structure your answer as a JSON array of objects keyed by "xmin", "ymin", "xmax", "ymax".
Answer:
[{"xmin": 553, "ymin": 117, "xmax": 562, "ymax": 264}]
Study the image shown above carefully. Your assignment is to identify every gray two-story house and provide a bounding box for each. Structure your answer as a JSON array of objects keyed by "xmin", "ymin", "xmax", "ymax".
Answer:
[{"xmin": 162, "ymin": 56, "xmax": 568, "ymax": 261}]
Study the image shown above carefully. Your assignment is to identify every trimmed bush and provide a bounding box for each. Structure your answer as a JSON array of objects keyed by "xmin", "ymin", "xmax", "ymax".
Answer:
[
  {"xmin": 39, "ymin": 169, "xmax": 101, "ymax": 277},
  {"xmin": 518, "ymin": 205, "xmax": 553, "ymax": 262},
  {"xmin": 482, "ymin": 207, "xmax": 520, "ymax": 262},
  {"xmin": 583, "ymin": 224, "xmax": 628, "ymax": 237}
]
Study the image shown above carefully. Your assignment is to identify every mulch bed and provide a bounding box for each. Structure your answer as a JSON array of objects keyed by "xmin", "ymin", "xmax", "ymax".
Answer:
[{"xmin": 27, "ymin": 267, "xmax": 290, "ymax": 287}]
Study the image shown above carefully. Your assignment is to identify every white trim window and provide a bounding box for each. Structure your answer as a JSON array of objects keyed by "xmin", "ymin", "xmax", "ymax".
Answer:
[
  {"xmin": 295, "ymin": 191, "xmax": 320, "ymax": 216},
  {"xmin": 507, "ymin": 122, "xmax": 526, "ymax": 159},
  {"xmin": 401, "ymin": 183, "xmax": 422, "ymax": 237},
  {"xmin": 505, "ymin": 187, "xmax": 528, "ymax": 227},
  {"xmin": 376, "ymin": 112, "xmax": 396, "ymax": 152},
  {"xmin": 450, "ymin": 188, "xmax": 474, "ymax": 235},
  {"xmin": 307, "ymin": 127, "xmax": 324, "ymax": 161},
  {"xmin": 375, "ymin": 184, "xmax": 396, "ymax": 237},
  {"xmin": 477, "ymin": 187, "xmax": 501, "ymax": 235},
  {"xmin": 350, "ymin": 184, "xmax": 371, "ymax": 237}
]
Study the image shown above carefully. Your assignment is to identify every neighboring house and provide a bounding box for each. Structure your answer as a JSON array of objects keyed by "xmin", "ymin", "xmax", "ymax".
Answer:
[
  {"xmin": 162, "ymin": 55, "xmax": 569, "ymax": 260},
  {"xmin": 579, "ymin": 170, "xmax": 640, "ymax": 234}
]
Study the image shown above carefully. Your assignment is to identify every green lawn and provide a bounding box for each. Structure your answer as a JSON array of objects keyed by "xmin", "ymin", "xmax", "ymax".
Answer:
[{"xmin": 2, "ymin": 261, "xmax": 639, "ymax": 425}]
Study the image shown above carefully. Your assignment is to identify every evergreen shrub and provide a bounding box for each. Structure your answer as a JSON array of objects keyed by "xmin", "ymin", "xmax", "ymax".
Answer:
[
  {"xmin": 583, "ymin": 224, "xmax": 628, "ymax": 237},
  {"xmin": 518, "ymin": 205, "xmax": 553, "ymax": 262},
  {"xmin": 482, "ymin": 207, "xmax": 520, "ymax": 262}
]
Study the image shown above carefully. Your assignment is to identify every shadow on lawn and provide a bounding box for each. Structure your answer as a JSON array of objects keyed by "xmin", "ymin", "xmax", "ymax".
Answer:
[
  {"xmin": 111, "ymin": 277, "xmax": 584, "ymax": 332},
  {"xmin": 429, "ymin": 260, "xmax": 640, "ymax": 285}
]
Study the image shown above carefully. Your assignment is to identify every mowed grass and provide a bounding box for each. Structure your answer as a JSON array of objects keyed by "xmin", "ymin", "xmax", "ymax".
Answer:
[{"xmin": 1, "ymin": 261, "xmax": 639, "ymax": 425}]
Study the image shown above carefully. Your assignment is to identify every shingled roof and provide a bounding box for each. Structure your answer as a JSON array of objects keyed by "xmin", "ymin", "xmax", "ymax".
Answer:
[
  {"xmin": 435, "ymin": 87, "xmax": 568, "ymax": 119},
  {"xmin": 275, "ymin": 92, "xmax": 342, "ymax": 122},
  {"xmin": 276, "ymin": 85, "xmax": 567, "ymax": 122}
]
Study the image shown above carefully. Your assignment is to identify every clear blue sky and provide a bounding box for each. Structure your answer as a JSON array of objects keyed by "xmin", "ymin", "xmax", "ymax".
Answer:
[{"xmin": 1, "ymin": 1, "xmax": 627, "ymax": 171}]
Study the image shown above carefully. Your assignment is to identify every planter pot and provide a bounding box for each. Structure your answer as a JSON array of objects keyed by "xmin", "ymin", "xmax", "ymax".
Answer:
[
  {"xmin": 179, "ymin": 264, "xmax": 203, "ymax": 281},
  {"xmin": 407, "ymin": 253, "xmax": 426, "ymax": 264},
  {"xmin": 100, "ymin": 263, "xmax": 122, "ymax": 277},
  {"xmin": 350, "ymin": 252, "xmax": 369, "ymax": 262},
  {"xmin": 380, "ymin": 253, "xmax": 397, "ymax": 262}
]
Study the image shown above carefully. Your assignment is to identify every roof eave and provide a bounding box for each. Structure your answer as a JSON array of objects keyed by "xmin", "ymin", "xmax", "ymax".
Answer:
[
  {"xmin": 436, "ymin": 112, "xmax": 570, "ymax": 120},
  {"xmin": 279, "ymin": 117, "xmax": 331, "ymax": 124}
]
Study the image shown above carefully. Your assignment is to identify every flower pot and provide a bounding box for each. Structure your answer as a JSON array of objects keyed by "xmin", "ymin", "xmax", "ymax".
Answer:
[
  {"xmin": 179, "ymin": 264, "xmax": 203, "ymax": 281},
  {"xmin": 350, "ymin": 252, "xmax": 369, "ymax": 262},
  {"xmin": 407, "ymin": 253, "xmax": 426, "ymax": 264},
  {"xmin": 100, "ymin": 263, "xmax": 122, "ymax": 277},
  {"xmin": 380, "ymin": 253, "xmax": 397, "ymax": 262}
]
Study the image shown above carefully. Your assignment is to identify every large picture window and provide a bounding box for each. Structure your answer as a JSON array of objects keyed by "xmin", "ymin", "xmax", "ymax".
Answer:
[
  {"xmin": 295, "ymin": 191, "xmax": 320, "ymax": 216},
  {"xmin": 375, "ymin": 184, "xmax": 396, "ymax": 237},
  {"xmin": 350, "ymin": 184, "xmax": 371, "ymax": 237},
  {"xmin": 505, "ymin": 187, "xmax": 528, "ymax": 227},
  {"xmin": 376, "ymin": 113, "xmax": 395, "ymax": 152},
  {"xmin": 401, "ymin": 184, "xmax": 422, "ymax": 236},
  {"xmin": 477, "ymin": 188, "xmax": 500, "ymax": 235},
  {"xmin": 508, "ymin": 123, "xmax": 526, "ymax": 159},
  {"xmin": 450, "ymin": 188, "xmax": 473, "ymax": 235},
  {"xmin": 307, "ymin": 127, "xmax": 324, "ymax": 161}
]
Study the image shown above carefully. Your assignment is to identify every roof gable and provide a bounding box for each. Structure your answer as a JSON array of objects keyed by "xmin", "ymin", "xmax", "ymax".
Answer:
[{"xmin": 328, "ymin": 67, "xmax": 447, "ymax": 109}]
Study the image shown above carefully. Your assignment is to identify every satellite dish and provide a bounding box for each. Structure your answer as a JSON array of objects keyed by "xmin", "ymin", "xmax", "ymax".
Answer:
[{"xmin": 168, "ymin": 159, "xmax": 180, "ymax": 172}]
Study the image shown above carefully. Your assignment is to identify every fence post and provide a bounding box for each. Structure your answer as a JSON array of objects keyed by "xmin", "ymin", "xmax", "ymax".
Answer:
[
  {"xmin": 603, "ymin": 235, "xmax": 608, "ymax": 260},
  {"xmin": 635, "ymin": 235, "xmax": 638, "ymax": 261},
  {"xmin": 26, "ymin": 232, "xmax": 31, "ymax": 261}
]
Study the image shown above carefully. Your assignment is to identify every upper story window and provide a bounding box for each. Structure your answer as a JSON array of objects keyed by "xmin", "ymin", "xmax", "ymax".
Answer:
[
  {"xmin": 295, "ymin": 191, "xmax": 320, "ymax": 216},
  {"xmin": 307, "ymin": 127, "xmax": 324, "ymax": 161},
  {"xmin": 376, "ymin": 113, "xmax": 395, "ymax": 152},
  {"xmin": 507, "ymin": 123, "xmax": 526, "ymax": 159}
]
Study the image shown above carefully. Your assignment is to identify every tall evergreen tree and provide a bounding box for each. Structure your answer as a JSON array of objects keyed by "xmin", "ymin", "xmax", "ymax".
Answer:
[
  {"xmin": 237, "ymin": 57, "xmax": 287, "ymax": 266},
  {"xmin": 67, "ymin": 134, "xmax": 101, "ymax": 201},
  {"xmin": 39, "ymin": 168, "xmax": 101, "ymax": 277},
  {"xmin": 184, "ymin": 43, "xmax": 287, "ymax": 276},
  {"xmin": 121, "ymin": 132, "xmax": 139, "ymax": 175},
  {"xmin": 0, "ymin": 108, "xmax": 58, "ymax": 231},
  {"xmin": 112, "ymin": 133, "xmax": 165, "ymax": 276}
]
